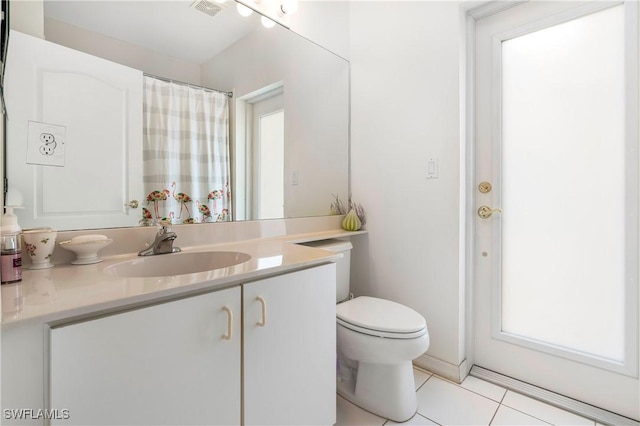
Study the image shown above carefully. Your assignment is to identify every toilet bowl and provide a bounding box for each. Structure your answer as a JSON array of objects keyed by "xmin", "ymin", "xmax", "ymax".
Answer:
[
  {"xmin": 301, "ymin": 240, "xmax": 430, "ymax": 422},
  {"xmin": 336, "ymin": 296, "xmax": 430, "ymax": 422}
]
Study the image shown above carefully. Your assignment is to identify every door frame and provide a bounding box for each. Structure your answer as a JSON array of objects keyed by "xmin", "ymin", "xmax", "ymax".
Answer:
[
  {"xmin": 233, "ymin": 83, "xmax": 283, "ymax": 220},
  {"xmin": 463, "ymin": 0, "xmax": 520, "ymax": 383},
  {"xmin": 462, "ymin": 1, "xmax": 639, "ymax": 423}
]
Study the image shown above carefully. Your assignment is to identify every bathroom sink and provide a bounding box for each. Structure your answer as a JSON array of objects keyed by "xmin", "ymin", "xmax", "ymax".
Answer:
[{"xmin": 104, "ymin": 251, "xmax": 251, "ymax": 278}]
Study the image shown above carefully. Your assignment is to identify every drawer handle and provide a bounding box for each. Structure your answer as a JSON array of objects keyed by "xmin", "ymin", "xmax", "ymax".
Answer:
[
  {"xmin": 222, "ymin": 306, "xmax": 233, "ymax": 340},
  {"xmin": 256, "ymin": 296, "xmax": 267, "ymax": 327}
]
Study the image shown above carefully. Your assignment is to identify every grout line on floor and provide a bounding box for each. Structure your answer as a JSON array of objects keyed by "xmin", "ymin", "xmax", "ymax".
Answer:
[
  {"xmin": 418, "ymin": 371, "xmax": 563, "ymax": 426},
  {"xmin": 417, "ymin": 412, "xmax": 442, "ymax": 426},
  {"xmin": 494, "ymin": 400, "xmax": 556, "ymax": 426},
  {"xmin": 429, "ymin": 372, "xmax": 510, "ymax": 408},
  {"xmin": 342, "ymin": 369, "xmax": 604, "ymax": 426},
  {"xmin": 416, "ymin": 371, "xmax": 434, "ymax": 392},
  {"xmin": 487, "ymin": 404, "xmax": 500, "ymax": 426},
  {"xmin": 498, "ymin": 389, "xmax": 507, "ymax": 405}
]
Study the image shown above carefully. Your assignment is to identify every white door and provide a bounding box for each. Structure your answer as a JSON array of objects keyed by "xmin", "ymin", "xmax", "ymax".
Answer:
[
  {"xmin": 50, "ymin": 286, "xmax": 242, "ymax": 425},
  {"xmin": 243, "ymin": 264, "xmax": 336, "ymax": 426},
  {"xmin": 4, "ymin": 30, "xmax": 143, "ymax": 230},
  {"xmin": 473, "ymin": 1, "xmax": 639, "ymax": 420},
  {"xmin": 251, "ymin": 92, "xmax": 285, "ymax": 220}
]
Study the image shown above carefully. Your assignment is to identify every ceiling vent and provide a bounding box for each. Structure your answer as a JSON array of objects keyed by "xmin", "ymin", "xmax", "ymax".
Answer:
[{"xmin": 190, "ymin": 0, "xmax": 224, "ymax": 17}]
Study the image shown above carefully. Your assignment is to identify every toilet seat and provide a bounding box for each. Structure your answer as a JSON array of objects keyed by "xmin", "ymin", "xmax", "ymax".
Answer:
[{"xmin": 337, "ymin": 296, "xmax": 427, "ymax": 339}]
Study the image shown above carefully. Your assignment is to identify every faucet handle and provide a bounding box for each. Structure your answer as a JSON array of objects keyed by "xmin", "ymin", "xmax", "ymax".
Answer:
[{"xmin": 157, "ymin": 219, "xmax": 172, "ymax": 233}]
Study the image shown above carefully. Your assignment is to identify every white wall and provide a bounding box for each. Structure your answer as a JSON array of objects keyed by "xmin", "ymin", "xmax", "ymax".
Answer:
[
  {"xmin": 44, "ymin": 18, "xmax": 202, "ymax": 85},
  {"xmin": 290, "ymin": 1, "xmax": 350, "ymax": 60},
  {"xmin": 9, "ymin": 0, "xmax": 44, "ymax": 39},
  {"xmin": 348, "ymin": 1, "xmax": 466, "ymax": 376},
  {"xmin": 8, "ymin": 3, "xmax": 201, "ymax": 85}
]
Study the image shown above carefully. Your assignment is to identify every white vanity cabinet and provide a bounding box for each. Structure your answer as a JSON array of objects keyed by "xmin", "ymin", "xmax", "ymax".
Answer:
[
  {"xmin": 47, "ymin": 263, "xmax": 336, "ymax": 426},
  {"xmin": 243, "ymin": 263, "xmax": 336, "ymax": 426},
  {"xmin": 49, "ymin": 286, "xmax": 242, "ymax": 425}
]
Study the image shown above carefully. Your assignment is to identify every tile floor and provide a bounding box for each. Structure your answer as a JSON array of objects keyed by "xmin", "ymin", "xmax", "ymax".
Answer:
[{"xmin": 335, "ymin": 367, "xmax": 604, "ymax": 426}]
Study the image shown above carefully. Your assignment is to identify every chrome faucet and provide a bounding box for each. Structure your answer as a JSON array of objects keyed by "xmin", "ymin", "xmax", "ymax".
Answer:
[{"xmin": 138, "ymin": 224, "xmax": 181, "ymax": 256}]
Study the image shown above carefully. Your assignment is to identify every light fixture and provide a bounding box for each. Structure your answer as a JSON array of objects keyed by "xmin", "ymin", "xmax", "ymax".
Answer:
[
  {"xmin": 280, "ymin": 0, "xmax": 298, "ymax": 15},
  {"xmin": 261, "ymin": 16, "xmax": 276, "ymax": 28},
  {"xmin": 236, "ymin": 3, "xmax": 253, "ymax": 17},
  {"xmin": 236, "ymin": 0, "xmax": 296, "ymax": 23}
]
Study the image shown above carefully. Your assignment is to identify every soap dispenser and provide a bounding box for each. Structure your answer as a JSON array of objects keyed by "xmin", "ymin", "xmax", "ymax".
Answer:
[{"xmin": 1, "ymin": 206, "xmax": 23, "ymax": 284}]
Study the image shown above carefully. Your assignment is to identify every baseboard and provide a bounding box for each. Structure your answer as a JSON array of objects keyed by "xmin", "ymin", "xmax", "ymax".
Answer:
[
  {"xmin": 470, "ymin": 366, "xmax": 640, "ymax": 426},
  {"xmin": 413, "ymin": 354, "xmax": 471, "ymax": 384}
]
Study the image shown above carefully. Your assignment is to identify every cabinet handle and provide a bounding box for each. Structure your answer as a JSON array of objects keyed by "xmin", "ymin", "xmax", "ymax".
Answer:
[
  {"xmin": 222, "ymin": 306, "xmax": 233, "ymax": 340},
  {"xmin": 256, "ymin": 296, "xmax": 267, "ymax": 327}
]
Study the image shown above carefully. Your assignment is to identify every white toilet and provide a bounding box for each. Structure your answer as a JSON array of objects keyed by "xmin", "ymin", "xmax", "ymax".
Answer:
[{"xmin": 305, "ymin": 240, "xmax": 430, "ymax": 423}]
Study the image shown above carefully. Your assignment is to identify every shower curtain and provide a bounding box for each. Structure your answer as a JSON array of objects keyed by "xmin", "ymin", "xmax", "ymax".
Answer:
[{"xmin": 142, "ymin": 76, "xmax": 231, "ymax": 225}]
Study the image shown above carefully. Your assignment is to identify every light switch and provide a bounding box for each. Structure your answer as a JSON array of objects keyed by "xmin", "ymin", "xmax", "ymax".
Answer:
[
  {"xmin": 292, "ymin": 170, "xmax": 299, "ymax": 186},
  {"xmin": 426, "ymin": 157, "xmax": 438, "ymax": 179}
]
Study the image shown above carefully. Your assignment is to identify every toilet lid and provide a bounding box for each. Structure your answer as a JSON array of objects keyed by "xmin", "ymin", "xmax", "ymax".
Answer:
[{"xmin": 336, "ymin": 296, "xmax": 426, "ymax": 337}]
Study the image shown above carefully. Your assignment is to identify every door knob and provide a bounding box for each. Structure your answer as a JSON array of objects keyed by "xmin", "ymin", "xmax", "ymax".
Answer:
[
  {"xmin": 477, "ymin": 206, "xmax": 502, "ymax": 219},
  {"xmin": 125, "ymin": 200, "xmax": 139, "ymax": 209}
]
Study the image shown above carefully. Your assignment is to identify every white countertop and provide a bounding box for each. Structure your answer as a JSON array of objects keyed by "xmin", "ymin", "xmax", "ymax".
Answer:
[{"xmin": 1, "ymin": 229, "xmax": 366, "ymax": 327}]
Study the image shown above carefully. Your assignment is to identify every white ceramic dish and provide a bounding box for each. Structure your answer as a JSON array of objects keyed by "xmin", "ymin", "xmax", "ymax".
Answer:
[
  {"xmin": 59, "ymin": 238, "xmax": 113, "ymax": 265},
  {"xmin": 69, "ymin": 234, "xmax": 109, "ymax": 244}
]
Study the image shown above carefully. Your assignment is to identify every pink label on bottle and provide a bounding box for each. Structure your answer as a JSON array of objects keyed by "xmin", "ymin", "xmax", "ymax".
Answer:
[{"xmin": 1, "ymin": 253, "xmax": 22, "ymax": 283}]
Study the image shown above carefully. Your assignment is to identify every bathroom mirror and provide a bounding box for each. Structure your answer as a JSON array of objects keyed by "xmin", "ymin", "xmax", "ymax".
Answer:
[{"xmin": 4, "ymin": 0, "xmax": 349, "ymax": 230}]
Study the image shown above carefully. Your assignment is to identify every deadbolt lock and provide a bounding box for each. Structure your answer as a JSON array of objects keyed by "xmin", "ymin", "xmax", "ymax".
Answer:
[{"xmin": 478, "ymin": 182, "xmax": 492, "ymax": 193}]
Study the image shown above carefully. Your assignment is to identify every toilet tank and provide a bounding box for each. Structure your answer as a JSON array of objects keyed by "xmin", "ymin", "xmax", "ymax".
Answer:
[{"xmin": 301, "ymin": 239, "xmax": 352, "ymax": 302}]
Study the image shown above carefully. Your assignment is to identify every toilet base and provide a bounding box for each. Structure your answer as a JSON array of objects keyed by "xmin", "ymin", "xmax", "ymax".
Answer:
[{"xmin": 337, "ymin": 361, "xmax": 418, "ymax": 422}]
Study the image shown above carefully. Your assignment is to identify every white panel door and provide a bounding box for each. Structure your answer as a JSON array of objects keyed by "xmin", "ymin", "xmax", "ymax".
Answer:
[
  {"xmin": 4, "ymin": 30, "xmax": 143, "ymax": 230},
  {"xmin": 249, "ymin": 91, "xmax": 284, "ymax": 220},
  {"xmin": 473, "ymin": 1, "xmax": 639, "ymax": 420},
  {"xmin": 243, "ymin": 264, "xmax": 336, "ymax": 426},
  {"xmin": 50, "ymin": 286, "xmax": 241, "ymax": 425}
]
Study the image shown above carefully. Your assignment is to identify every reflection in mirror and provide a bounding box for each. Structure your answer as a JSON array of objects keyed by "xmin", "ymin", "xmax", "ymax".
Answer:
[
  {"xmin": 142, "ymin": 76, "xmax": 232, "ymax": 225},
  {"xmin": 4, "ymin": 0, "xmax": 349, "ymax": 231}
]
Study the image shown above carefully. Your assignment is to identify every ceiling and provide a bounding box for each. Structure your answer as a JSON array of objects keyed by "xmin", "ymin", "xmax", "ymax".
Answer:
[{"xmin": 43, "ymin": 0, "xmax": 262, "ymax": 64}]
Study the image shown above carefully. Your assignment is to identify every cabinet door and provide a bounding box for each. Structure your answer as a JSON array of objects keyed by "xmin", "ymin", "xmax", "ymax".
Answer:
[
  {"xmin": 50, "ymin": 286, "xmax": 241, "ymax": 425},
  {"xmin": 243, "ymin": 264, "xmax": 336, "ymax": 426}
]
